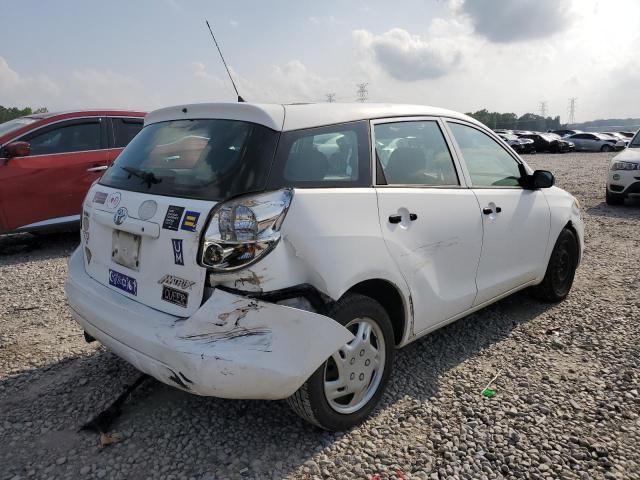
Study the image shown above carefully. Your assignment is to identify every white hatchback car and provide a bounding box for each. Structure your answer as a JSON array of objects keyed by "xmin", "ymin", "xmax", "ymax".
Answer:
[
  {"xmin": 606, "ymin": 130, "xmax": 640, "ymax": 205},
  {"xmin": 66, "ymin": 103, "xmax": 584, "ymax": 430}
]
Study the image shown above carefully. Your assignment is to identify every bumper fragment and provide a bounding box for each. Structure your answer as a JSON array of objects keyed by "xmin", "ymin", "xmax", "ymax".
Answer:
[{"xmin": 65, "ymin": 248, "xmax": 353, "ymax": 399}]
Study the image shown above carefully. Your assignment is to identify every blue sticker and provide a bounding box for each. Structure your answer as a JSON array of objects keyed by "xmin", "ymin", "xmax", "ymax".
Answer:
[
  {"xmin": 172, "ymin": 239, "xmax": 184, "ymax": 265},
  {"xmin": 180, "ymin": 211, "xmax": 200, "ymax": 232},
  {"xmin": 109, "ymin": 269, "xmax": 137, "ymax": 296}
]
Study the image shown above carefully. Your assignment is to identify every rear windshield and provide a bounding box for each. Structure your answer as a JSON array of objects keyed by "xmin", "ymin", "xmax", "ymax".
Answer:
[{"xmin": 99, "ymin": 119, "xmax": 279, "ymax": 201}]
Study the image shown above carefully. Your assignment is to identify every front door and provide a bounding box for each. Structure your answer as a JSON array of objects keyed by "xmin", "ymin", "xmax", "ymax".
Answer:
[
  {"xmin": 0, "ymin": 117, "xmax": 107, "ymax": 232},
  {"xmin": 373, "ymin": 118, "xmax": 483, "ymax": 334},
  {"xmin": 445, "ymin": 121, "xmax": 551, "ymax": 305}
]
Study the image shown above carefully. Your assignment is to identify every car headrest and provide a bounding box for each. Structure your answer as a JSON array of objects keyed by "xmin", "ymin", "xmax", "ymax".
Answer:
[
  {"xmin": 385, "ymin": 147, "xmax": 426, "ymax": 184},
  {"xmin": 285, "ymin": 149, "xmax": 329, "ymax": 182}
]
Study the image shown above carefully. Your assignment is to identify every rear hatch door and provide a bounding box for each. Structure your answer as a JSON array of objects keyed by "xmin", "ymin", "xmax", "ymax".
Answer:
[{"xmin": 83, "ymin": 184, "xmax": 214, "ymax": 316}]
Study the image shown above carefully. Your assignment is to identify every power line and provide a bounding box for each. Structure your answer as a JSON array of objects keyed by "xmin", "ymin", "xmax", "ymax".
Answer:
[
  {"xmin": 568, "ymin": 97, "xmax": 577, "ymax": 124},
  {"xmin": 325, "ymin": 93, "xmax": 336, "ymax": 103},
  {"xmin": 356, "ymin": 83, "xmax": 368, "ymax": 103},
  {"xmin": 538, "ymin": 101, "xmax": 548, "ymax": 118}
]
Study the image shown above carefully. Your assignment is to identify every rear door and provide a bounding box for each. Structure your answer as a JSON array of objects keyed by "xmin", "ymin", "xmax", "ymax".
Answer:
[
  {"xmin": 0, "ymin": 117, "xmax": 108, "ymax": 231},
  {"xmin": 445, "ymin": 121, "xmax": 551, "ymax": 306},
  {"xmin": 105, "ymin": 117, "xmax": 144, "ymax": 165},
  {"xmin": 83, "ymin": 185, "xmax": 212, "ymax": 317},
  {"xmin": 373, "ymin": 118, "xmax": 483, "ymax": 334},
  {"xmin": 81, "ymin": 116, "xmax": 279, "ymax": 316}
]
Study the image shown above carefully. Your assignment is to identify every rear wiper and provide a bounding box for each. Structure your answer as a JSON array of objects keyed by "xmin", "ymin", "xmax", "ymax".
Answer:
[{"xmin": 121, "ymin": 166, "xmax": 162, "ymax": 187}]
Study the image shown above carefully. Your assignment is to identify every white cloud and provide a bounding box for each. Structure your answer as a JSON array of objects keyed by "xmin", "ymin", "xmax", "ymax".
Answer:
[
  {"xmin": 353, "ymin": 27, "xmax": 464, "ymax": 81},
  {"xmin": 454, "ymin": 0, "xmax": 573, "ymax": 43},
  {"xmin": 70, "ymin": 68, "xmax": 147, "ymax": 108},
  {"xmin": 0, "ymin": 57, "xmax": 60, "ymax": 107}
]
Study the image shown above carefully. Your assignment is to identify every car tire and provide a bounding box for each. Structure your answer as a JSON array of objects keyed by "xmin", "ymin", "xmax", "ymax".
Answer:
[
  {"xmin": 606, "ymin": 189, "xmax": 624, "ymax": 206},
  {"xmin": 533, "ymin": 228, "xmax": 579, "ymax": 303},
  {"xmin": 286, "ymin": 293, "xmax": 395, "ymax": 431},
  {"xmin": 601, "ymin": 144, "xmax": 612, "ymax": 152}
]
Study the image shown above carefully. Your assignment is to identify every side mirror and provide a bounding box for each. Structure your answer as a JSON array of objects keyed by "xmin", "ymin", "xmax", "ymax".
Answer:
[
  {"xmin": 530, "ymin": 169, "xmax": 554, "ymax": 189},
  {"xmin": 2, "ymin": 141, "xmax": 31, "ymax": 158}
]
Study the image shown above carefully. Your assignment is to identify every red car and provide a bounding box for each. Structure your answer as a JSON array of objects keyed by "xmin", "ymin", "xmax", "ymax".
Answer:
[{"xmin": 0, "ymin": 109, "xmax": 145, "ymax": 234}]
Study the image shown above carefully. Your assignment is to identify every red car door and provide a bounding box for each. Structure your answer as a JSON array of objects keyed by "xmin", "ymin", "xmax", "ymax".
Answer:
[
  {"xmin": 0, "ymin": 117, "xmax": 108, "ymax": 232},
  {"xmin": 104, "ymin": 116, "xmax": 145, "ymax": 164}
]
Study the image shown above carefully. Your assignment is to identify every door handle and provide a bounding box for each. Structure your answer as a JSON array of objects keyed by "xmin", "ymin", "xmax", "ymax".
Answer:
[
  {"xmin": 389, "ymin": 214, "xmax": 402, "ymax": 224},
  {"xmin": 87, "ymin": 165, "xmax": 108, "ymax": 172},
  {"xmin": 483, "ymin": 206, "xmax": 502, "ymax": 215},
  {"xmin": 409, "ymin": 213, "xmax": 418, "ymax": 221}
]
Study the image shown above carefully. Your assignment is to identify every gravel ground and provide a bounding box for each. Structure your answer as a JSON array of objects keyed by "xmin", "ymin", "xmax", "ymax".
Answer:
[{"xmin": 0, "ymin": 152, "xmax": 638, "ymax": 480}]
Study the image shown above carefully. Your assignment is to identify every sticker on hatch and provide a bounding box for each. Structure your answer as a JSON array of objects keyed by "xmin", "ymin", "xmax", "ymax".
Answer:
[
  {"xmin": 163, "ymin": 206, "xmax": 185, "ymax": 231},
  {"xmin": 161, "ymin": 285, "xmax": 188, "ymax": 308},
  {"xmin": 93, "ymin": 191, "xmax": 108, "ymax": 204},
  {"xmin": 106, "ymin": 192, "xmax": 121, "ymax": 210},
  {"xmin": 171, "ymin": 239, "xmax": 184, "ymax": 265},
  {"xmin": 180, "ymin": 211, "xmax": 200, "ymax": 232},
  {"xmin": 109, "ymin": 269, "xmax": 138, "ymax": 296}
]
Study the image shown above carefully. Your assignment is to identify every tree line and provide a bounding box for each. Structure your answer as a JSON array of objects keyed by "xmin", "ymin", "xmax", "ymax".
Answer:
[
  {"xmin": 0, "ymin": 105, "xmax": 48, "ymax": 124},
  {"xmin": 465, "ymin": 109, "xmax": 561, "ymax": 131}
]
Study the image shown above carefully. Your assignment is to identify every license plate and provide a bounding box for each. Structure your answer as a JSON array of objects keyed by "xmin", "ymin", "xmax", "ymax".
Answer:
[
  {"xmin": 109, "ymin": 269, "xmax": 138, "ymax": 296},
  {"xmin": 112, "ymin": 230, "xmax": 141, "ymax": 270}
]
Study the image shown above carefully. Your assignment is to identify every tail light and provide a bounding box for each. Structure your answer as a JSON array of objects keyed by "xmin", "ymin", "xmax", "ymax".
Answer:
[{"xmin": 199, "ymin": 189, "xmax": 293, "ymax": 272}]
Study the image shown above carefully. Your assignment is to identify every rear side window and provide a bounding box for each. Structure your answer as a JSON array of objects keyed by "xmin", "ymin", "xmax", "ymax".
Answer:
[
  {"xmin": 374, "ymin": 120, "xmax": 459, "ymax": 186},
  {"xmin": 99, "ymin": 119, "xmax": 279, "ymax": 201},
  {"xmin": 448, "ymin": 122, "xmax": 522, "ymax": 188},
  {"xmin": 267, "ymin": 121, "xmax": 370, "ymax": 188},
  {"xmin": 24, "ymin": 120, "xmax": 102, "ymax": 155},
  {"xmin": 112, "ymin": 118, "xmax": 143, "ymax": 148}
]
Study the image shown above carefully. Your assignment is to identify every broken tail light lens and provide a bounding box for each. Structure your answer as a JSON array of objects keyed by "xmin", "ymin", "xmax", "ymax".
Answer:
[{"xmin": 199, "ymin": 189, "xmax": 294, "ymax": 272}]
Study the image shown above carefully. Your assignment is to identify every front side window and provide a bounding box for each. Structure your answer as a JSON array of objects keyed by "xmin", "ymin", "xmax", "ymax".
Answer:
[
  {"xmin": 448, "ymin": 122, "xmax": 522, "ymax": 188},
  {"xmin": 630, "ymin": 132, "xmax": 640, "ymax": 148},
  {"xmin": 100, "ymin": 119, "xmax": 279, "ymax": 201},
  {"xmin": 374, "ymin": 120, "xmax": 458, "ymax": 186},
  {"xmin": 268, "ymin": 121, "xmax": 370, "ymax": 188},
  {"xmin": 24, "ymin": 121, "xmax": 101, "ymax": 155}
]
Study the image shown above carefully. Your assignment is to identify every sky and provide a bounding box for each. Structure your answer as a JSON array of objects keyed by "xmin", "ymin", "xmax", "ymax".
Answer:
[{"xmin": 1, "ymin": 0, "xmax": 639, "ymax": 122}]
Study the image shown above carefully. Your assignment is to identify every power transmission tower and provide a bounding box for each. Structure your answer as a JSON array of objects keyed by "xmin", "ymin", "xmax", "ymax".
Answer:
[
  {"xmin": 356, "ymin": 83, "xmax": 368, "ymax": 103},
  {"xmin": 568, "ymin": 97, "xmax": 577, "ymax": 124},
  {"xmin": 538, "ymin": 101, "xmax": 548, "ymax": 118},
  {"xmin": 325, "ymin": 93, "xmax": 336, "ymax": 103}
]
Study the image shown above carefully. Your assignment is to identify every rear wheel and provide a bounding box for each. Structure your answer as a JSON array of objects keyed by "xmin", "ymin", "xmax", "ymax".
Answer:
[
  {"xmin": 601, "ymin": 144, "xmax": 612, "ymax": 152},
  {"xmin": 533, "ymin": 228, "xmax": 579, "ymax": 302},
  {"xmin": 287, "ymin": 293, "xmax": 395, "ymax": 431},
  {"xmin": 606, "ymin": 189, "xmax": 624, "ymax": 205}
]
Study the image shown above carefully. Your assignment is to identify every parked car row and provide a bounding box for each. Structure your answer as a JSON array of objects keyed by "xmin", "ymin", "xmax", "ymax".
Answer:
[
  {"xmin": 494, "ymin": 128, "xmax": 636, "ymax": 154},
  {"xmin": 0, "ymin": 109, "xmax": 145, "ymax": 234}
]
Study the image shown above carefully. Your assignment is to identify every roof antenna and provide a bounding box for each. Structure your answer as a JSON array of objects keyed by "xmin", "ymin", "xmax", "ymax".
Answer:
[{"xmin": 205, "ymin": 19, "xmax": 245, "ymax": 102}]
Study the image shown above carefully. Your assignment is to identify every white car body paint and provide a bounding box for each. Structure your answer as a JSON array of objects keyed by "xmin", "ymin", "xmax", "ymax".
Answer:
[
  {"xmin": 66, "ymin": 103, "xmax": 585, "ymax": 403},
  {"xmin": 607, "ymin": 147, "xmax": 640, "ymax": 197},
  {"xmin": 66, "ymin": 249, "xmax": 353, "ymax": 399}
]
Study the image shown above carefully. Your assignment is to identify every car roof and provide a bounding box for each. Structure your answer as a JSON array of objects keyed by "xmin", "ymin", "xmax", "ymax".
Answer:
[
  {"xmin": 24, "ymin": 109, "xmax": 146, "ymax": 120},
  {"xmin": 144, "ymin": 102, "xmax": 482, "ymax": 132}
]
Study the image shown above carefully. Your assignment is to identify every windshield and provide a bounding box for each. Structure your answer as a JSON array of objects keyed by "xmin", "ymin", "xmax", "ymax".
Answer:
[
  {"xmin": 0, "ymin": 117, "xmax": 37, "ymax": 137},
  {"xmin": 100, "ymin": 119, "xmax": 279, "ymax": 201},
  {"xmin": 630, "ymin": 133, "xmax": 640, "ymax": 148}
]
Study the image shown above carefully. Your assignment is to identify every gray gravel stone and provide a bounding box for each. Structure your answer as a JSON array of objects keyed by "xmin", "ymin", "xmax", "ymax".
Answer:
[{"xmin": 0, "ymin": 153, "xmax": 639, "ymax": 479}]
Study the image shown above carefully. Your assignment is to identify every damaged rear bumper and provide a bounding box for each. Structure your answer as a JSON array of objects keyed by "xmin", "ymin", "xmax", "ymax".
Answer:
[{"xmin": 65, "ymin": 248, "xmax": 353, "ymax": 399}]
